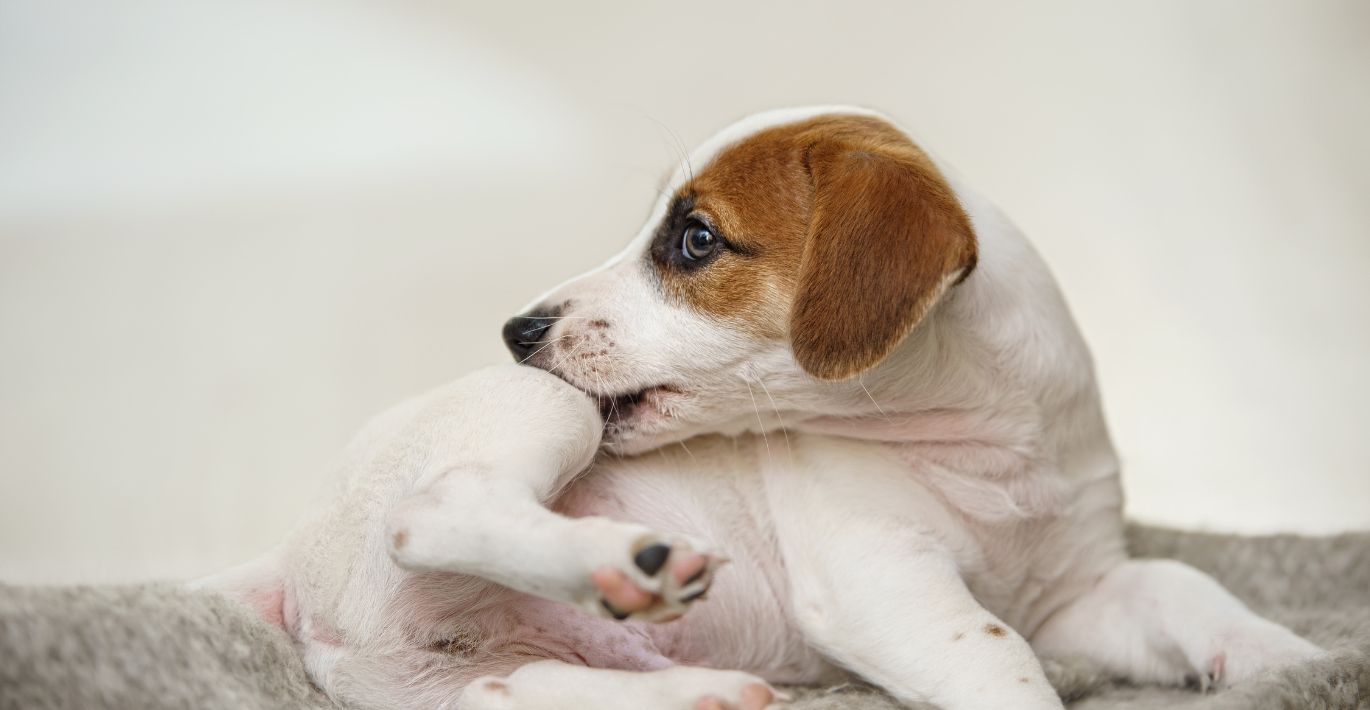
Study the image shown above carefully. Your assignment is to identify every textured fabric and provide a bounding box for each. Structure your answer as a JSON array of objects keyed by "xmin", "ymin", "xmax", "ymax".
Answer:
[{"xmin": 2, "ymin": 525, "xmax": 1367, "ymax": 709}]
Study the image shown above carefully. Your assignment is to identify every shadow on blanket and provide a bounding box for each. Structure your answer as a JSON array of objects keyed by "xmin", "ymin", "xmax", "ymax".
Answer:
[{"xmin": 2, "ymin": 525, "xmax": 1368, "ymax": 710}]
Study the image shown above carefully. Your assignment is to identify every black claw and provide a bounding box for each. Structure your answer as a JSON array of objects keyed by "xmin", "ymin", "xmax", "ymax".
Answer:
[
  {"xmin": 682, "ymin": 567, "xmax": 707, "ymax": 587},
  {"xmin": 633, "ymin": 543, "xmax": 671, "ymax": 576},
  {"xmin": 600, "ymin": 599, "xmax": 630, "ymax": 620},
  {"xmin": 680, "ymin": 589, "xmax": 708, "ymax": 604}
]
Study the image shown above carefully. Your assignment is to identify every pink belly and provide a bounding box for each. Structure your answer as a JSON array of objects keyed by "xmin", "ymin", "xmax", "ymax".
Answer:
[{"xmin": 535, "ymin": 460, "xmax": 834, "ymax": 684}]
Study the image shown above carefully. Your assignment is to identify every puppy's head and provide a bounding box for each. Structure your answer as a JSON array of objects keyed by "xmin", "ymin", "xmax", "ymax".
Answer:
[{"xmin": 503, "ymin": 108, "xmax": 977, "ymax": 453}]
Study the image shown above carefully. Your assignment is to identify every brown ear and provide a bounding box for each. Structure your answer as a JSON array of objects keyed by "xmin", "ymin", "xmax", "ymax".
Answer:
[{"xmin": 789, "ymin": 136, "xmax": 977, "ymax": 380}]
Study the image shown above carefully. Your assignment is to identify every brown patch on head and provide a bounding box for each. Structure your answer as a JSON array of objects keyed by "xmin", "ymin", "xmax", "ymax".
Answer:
[
  {"xmin": 650, "ymin": 112, "xmax": 977, "ymax": 379},
  {"xmin": 985, "ymin": 623, "xmax": 1007, "ymax": 637}
]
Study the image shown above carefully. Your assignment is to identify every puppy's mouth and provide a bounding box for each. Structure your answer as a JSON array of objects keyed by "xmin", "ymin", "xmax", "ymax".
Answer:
[
  {"xmin": 597, "ymin": 390, "xmax": 644, "ymax": 421},
  {"xmin": 591, "ymin": 384, "xmax": 683, "ymax": 426}
]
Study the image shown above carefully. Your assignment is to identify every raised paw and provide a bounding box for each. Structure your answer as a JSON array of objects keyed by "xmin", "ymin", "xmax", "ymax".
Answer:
[{"xmin": 591, "ymin": 538, "xmax": 726, "ymax": 623}]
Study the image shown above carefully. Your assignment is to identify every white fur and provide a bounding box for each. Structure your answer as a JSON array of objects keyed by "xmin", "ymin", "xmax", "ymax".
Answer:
[{"xmin": 202, "ymin": 107, "xmax": 1321, "ymax": 710}]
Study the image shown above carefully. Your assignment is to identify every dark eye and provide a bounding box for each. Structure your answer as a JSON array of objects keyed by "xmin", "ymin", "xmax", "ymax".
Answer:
[{"xmin": 681, "ymin": 221, "xmax": 719, "ymax": 261}]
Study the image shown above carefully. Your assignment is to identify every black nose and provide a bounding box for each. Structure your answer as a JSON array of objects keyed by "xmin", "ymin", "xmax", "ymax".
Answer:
[{"xmin": 502, "ymin": 312, "xmax": 557, "ymax": 362}]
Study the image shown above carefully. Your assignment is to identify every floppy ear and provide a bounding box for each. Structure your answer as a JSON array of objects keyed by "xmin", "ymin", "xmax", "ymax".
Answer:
[{"xmin": 789, "ymin": 139, "xmax": 977, "ymax": 381}]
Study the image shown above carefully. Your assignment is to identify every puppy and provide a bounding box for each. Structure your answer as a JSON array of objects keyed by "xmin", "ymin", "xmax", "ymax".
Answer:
[{"xmin": 201, "ymin": 106, "xmax": 1321, "ymax": 710}]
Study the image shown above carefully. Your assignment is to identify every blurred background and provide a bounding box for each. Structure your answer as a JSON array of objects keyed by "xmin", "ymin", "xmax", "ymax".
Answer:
[{"xmin": 2, "ymin": 0, "xmax": 1367, "ymax": 585}]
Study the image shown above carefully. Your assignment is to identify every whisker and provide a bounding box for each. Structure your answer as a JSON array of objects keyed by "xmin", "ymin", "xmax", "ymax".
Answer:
[
  {"xmin": 744, "ymin": 379, "xmax": 772, "ymax": 464},
  {"xmin": 755, "ymin": 375, "xmax": 793, "ymax": 460},
  {"xmin": 590, "ymin": 370, "xmax": 625, "ymax": 460},
  {"xmin": 644, "ymin": 113, "xmax": 694, "ymax": 184},
  {"xmin": 518, "ymin": 335, "xmax": 571, "ymax": 364},
  {"xmin": 591, "ymin": 370, "xmax": 614, "ymax": 434},
  {"xmin": 858, "ymin": 375, "xmax": 891, "ymax": 422},
  {"xmin": 677, "ymin": 437, "xmax": 698, "ymax": 465},
  {"xmin": 547, "ymin": 337, "xmax": 590, "ymax": 373}
]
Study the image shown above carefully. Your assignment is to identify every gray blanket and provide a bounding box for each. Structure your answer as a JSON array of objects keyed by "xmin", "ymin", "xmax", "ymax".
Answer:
[{"xmin": 3, "ymin": 525, "xmax": 1367, "ymax": 710}]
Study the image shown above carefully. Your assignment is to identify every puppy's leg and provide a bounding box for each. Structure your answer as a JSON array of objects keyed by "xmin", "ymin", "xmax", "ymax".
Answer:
[
  {"xmin": 1031, "ymin": 558, "xmax": 1321, "ymax": 688},
  {"xmin": 460, "ymin": 660, "xmax": 780, "ymax": 710},
  {"xmin": 326, "ymin": 645, "xmax": 778, "ymax": 710},
  {"xmin": 782, "ymin": 536, "xmax": 1060, "ymax": 709},
  {"xmin": 764, "ymin": 443, "xmax": 1062, "ymax": 710},
  {"xmin": 385, "ymin": 365, "xmax": 722, "ymax": 621}
]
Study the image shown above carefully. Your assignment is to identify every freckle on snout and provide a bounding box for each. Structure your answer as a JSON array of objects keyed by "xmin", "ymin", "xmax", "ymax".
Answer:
[
  {"xmin": 1018, "ymin": 677, "xmax": 1029, "ymax": 684},
  {"xmin": 391, "ymin": 530, "xmax": 408, "ymax": 550},
  {"xmin": 985, "ymin": 623, "xmax": 1007, "ymax": 637},
  {"xmin": 952, "ymin": 632, "xmax": 965, "ymax": 641},
  {"xmin": 589, "ymin": 319, "xmax": 610, "ymax": 329}
]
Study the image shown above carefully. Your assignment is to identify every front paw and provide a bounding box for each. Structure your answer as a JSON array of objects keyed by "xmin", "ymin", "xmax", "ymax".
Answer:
[{"xmin": 586, "ymin": 533, "xmax": 726, "ymax": 623}]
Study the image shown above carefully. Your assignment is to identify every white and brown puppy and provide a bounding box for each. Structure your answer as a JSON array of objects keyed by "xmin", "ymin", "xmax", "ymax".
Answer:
[{"xmin": 202, "ymin": 106, "xmax": 1321, "ymax": 710}]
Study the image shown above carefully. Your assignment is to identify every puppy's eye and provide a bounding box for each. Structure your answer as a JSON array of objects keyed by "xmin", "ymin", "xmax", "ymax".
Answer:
[{"xmin": 681, "ymin": 221, "xmax": 719, "ymax": 261}]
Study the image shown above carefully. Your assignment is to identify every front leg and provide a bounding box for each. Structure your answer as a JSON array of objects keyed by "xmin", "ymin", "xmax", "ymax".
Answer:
[
  {"xmin": 384, "ymin": 365, "xmax": 723, "ymax": 621},
  {"xmin": 765, "ymin": 442, "xmax": 1061, "ymax": 710},
  {"xmin": 785, "ymin": 540, "xmax": 1059, "ymax": 709}
]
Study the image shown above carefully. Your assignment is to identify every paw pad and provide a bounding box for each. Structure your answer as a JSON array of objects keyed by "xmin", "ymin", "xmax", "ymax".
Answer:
[
  {"xmin": 633, "ymin": 543, "xmax": 671, "ymax": 576},
  {"xmin": 592, "ymin": 539, "xmax": 724, "ymax": 622}
]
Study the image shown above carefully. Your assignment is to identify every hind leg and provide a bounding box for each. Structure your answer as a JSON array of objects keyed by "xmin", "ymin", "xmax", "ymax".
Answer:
[
  {"xmin": 384, "ymin": 365, "xmax": 725, "ymax": 621},
  {"xmin": 1031, "ymin": 559, "xmax": 1321, "ymax": 688}
]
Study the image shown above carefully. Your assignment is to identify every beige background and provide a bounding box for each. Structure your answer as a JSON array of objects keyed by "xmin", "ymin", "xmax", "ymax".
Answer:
[{"xmin": 2, "ymin": 0, "xmax": 1367, "ymax": 585}]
